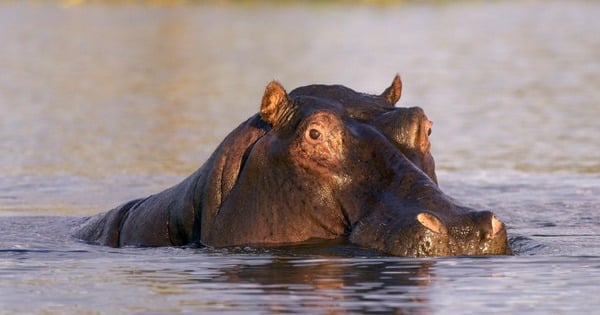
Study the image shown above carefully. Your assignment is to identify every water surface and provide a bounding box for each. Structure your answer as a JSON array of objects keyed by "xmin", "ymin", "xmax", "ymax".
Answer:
[{"xmin": 0, "ymin": 1, "xmax": 599, "ymax": 314}]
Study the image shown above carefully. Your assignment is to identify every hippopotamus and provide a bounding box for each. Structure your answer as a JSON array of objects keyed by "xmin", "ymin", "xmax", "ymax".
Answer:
[{"xmin": 75, "ymin": 75, "xmax": 510, "ymax": 257}]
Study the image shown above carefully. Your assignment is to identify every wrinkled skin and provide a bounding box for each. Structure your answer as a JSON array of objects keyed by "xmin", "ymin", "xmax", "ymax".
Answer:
[{"xmin": 75, "ymin": 75, "xmax": 510, "ymax": 257}]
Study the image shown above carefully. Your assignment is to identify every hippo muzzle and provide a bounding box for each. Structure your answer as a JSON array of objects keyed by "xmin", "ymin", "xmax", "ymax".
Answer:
[{"xmin": 350, "ymin": 210, "xmax": 510, "ymax": 257}]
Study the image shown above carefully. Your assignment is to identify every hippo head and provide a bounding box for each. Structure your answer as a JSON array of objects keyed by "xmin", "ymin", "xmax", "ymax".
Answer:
[
  {"xmin": 202, "ymin": 76, "xmax": 510, "ymax": 257},
  {"xmin": 289, "ymin": 75, "xmax": 437, "ymax": 184}
]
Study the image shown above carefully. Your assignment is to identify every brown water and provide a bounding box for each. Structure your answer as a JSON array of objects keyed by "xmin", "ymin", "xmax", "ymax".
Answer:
[{"xmin": 0, "ymin": 1, "xmax": 599, "ymax": 314}]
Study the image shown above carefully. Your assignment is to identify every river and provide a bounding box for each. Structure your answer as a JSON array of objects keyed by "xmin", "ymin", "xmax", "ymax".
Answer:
[{"xmin": 0, "ymin": 1, "xmax": 599, "ymax": 314}]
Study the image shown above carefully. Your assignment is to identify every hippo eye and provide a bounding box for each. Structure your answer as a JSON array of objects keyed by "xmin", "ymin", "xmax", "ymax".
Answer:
[{"xmin": 309, "ymin": 129, "xmax": 321, "ymax": 140}]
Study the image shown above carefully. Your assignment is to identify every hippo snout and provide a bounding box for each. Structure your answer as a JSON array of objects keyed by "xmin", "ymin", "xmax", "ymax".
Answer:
[
  {"xmin": 415, "ymin": 210, "xmax": 510, "ymax": 256},
  {"xmin": 350, "ymin": 207, "xmax": 511, "ymax": 257}
]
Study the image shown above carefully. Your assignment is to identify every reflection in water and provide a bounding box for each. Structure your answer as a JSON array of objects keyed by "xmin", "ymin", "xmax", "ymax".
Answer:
[
  {"xmin": 111, "ymin": 248, "xmax": 436, "ymax": 314},
  {"xmin": 220, "ymin": 257, "xmax": 434, "ymax": 314}
]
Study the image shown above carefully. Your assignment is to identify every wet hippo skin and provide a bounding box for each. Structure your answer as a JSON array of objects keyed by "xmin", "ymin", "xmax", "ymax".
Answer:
[{"xmin": 74, "ymin": 75, "xmax": 510, "ymax": 257}]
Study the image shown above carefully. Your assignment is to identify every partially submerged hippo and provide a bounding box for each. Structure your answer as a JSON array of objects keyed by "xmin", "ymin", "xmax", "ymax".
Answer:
[{"xmin": 75, "ymin": 75, "xmax": 510, "ymax": 257}]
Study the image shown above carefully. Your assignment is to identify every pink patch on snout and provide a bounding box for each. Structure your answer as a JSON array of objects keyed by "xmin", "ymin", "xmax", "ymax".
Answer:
[
  {"xmin": 416, "ymin": 212, "xmax": 446, "ymax": 235},
  {"xmin": 491, "ymin": 215, "xmax": 505, "ymax": 236}
]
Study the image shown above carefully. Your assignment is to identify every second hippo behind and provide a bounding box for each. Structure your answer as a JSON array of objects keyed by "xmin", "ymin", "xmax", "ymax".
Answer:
[{"xmin": 75, "ymin": 75, "xmax": 511, "ymax": 257}]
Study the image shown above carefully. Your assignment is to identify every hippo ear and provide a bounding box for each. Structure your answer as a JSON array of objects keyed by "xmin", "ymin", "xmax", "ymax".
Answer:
[
  {"xmin": 417, "ymin": 212, "xmax": 447, "ymax": 235},
  {"xmin": 381, "ymin": 74, "xmax": 402, "ymax": 105},
  {"xmin": 260, "ymin": 81, "xmax": 291, "ymax": 127}
]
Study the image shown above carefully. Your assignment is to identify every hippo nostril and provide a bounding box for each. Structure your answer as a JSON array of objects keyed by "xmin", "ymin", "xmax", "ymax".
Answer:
[
  {"xmin": 472, "ymin": 211, "xmax": 505, "ymax": 238},
  {"xmin": 491, "ymin": 215, "xmax": 504, "ymax": 237},
  {"xmin": 416, "ymin": 212, "xmax": 447, "ymax": 235}
]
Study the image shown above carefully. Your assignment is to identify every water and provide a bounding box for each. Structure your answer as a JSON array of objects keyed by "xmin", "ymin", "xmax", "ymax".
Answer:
[{"xmin": 1, "ymin": 1, "xmax": 599, "ymax": 314}]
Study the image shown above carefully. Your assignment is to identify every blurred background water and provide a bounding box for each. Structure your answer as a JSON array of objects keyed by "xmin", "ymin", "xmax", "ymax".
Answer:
[{"xmin": 0, "ymin": 1, "xmax": 598, "ymax": 314}]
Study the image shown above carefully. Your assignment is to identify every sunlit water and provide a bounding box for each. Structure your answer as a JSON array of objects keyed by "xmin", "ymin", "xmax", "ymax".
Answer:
[{"xmin": 1, "ymin": 1, "xmax": 599, "ymax": 314}]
